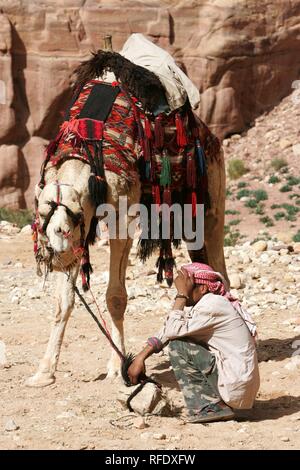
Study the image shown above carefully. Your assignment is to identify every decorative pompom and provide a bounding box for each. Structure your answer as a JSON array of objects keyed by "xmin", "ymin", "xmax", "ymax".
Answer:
[{"xmin": 160, "ymin": 155, "xmax": 171, "ymax": 187}]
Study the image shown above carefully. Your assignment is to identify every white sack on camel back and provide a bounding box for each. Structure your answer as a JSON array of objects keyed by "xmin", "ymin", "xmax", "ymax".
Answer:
[{"xmin": 28, "ymin": 34, "xmax": 228, "ymax": 387}]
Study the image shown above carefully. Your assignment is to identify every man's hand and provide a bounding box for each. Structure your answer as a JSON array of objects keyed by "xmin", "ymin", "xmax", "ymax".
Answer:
[
  {"xmin": 174, "ymin": 269, "xmax": 194, "ymax": 296},
  {"xmin": 127, "ymin": 356, "xmax": 146, "ymax": 385}
]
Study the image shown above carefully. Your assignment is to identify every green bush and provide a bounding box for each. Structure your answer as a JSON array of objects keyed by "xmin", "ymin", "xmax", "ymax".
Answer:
[
  {"xmin": 268, "ymin": 175, "xmax": 280, "ymax": 184},
  {"xmin": 237, "ymin": 181, "xmax": 248, "ymax": 188},
  {"xmin": 271, "ymin": 203, "xmax": 281, "ymax": 209},
  {"xmin": 281, "ymin": 203, "xmax": 300, "ymax": 216},
  {"xmin": 0, "ymin": 208, "xmax": 33, "ymax": 228},
  {"xmin": 271, "ymin": 158, "xmax": 288, "ymax": 171},
  {"xmin": 229, "ymin": 219, "xmax": 241, "ymax": 226},
  {"xmin": 225, "ymin": 209, "xmax": 240, "ymax": 215},
  {"xmin": 227, "ymin": 159, "xmax": 248, "ymax": 180},
  {"xmin": 253, "ymin": 189, "xmax": 268, "ymax": 202},
  {"xmin": 237, "ymin": 189, "xmax": 251, "ymax": 199},
  {"xmin": 286, "ymin": 176, "xmax": 300, "ymax": 186},
  {"xmin": 255, "ymin": 203, "xmax": 265, "ymax": 215},
  {"xmin": 260, "ymin": 216, "xmax": 274, "ymax": 227},
  {"xmin": 245, "ymin": 199, "xmax": 258, "ymax": 208},
  {"xmin": 293, "ymin": 230, "xmax": 300, "ymax": 242},
  {"xmin": 274, "ymin": 211, "xmax": 285, "ymax": 221},
  {"xmin": 224, "ymin": 230, "xmax": 241, "ymax": 247},
  {"xmin": 280, "ymin": 184, "xmax": 292, "ymax": 193},
  {"xmin": 226, "ymin": 188, "xmax": 233, "ymax": 198}
]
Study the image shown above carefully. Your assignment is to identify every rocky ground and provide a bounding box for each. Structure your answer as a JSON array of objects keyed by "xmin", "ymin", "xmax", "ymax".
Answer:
[
  {"xmin": 224, "ymin": 87, "xmax": 300, "ymax": 245},
  {"xmin": 1, "ymin": 85, "xmax": 300, "ymax": 450},
  {"xmin": 0, "ymin": 223, "xmax": 300, "ymax": 450}
]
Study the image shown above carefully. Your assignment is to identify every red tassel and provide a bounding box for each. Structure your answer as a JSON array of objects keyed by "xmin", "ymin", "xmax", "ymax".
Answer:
[
  {"xmin": 192, "ymin": 127, "xmax": 199, "ymax": 138},
  {"xmin": 150, "ymin": 158, "xmax": 156, "ymax": 181},
  {"xmin": 192, "ymin": 191, "xmax": 197, "ymax": 217},
  {"xmin": 143, "ymin": 138, "xmax": 151, "ymax": 161},
  {"xmin": 163, "ymin": 188, "xmax": 172, "ymax": 206},
  {"xmin": 144, "ymin": 117, "xmax": 152, "ymax": 140},
  {"xmin": 152, "ymin": 185, "xmax": 161, "ymax": 210},
  {"xmin": 154, "ymin": 115, "xmax": 164, "ymax": 149},
  {"xmin": 186, "ymin": 155, "xmax": 196, "ymax": 188},
  {"xmin": 175, "ymin": 113, "xmax": 188, "ymax": 147}
]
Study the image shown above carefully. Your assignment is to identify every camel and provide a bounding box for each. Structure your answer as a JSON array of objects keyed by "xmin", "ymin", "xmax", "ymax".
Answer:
[{"xmin": 27, "ymin": 40, "xmax": 228, "ymax": 388}]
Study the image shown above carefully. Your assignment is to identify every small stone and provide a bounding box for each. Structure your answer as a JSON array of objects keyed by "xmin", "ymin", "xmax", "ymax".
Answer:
[
  {"xmin": 56, "ymin": 411, "xmax": 77, "ymax": 419},
  {"xmin": 140, "ymin": 432, "xmax": 152, "ymax": 441},
  {"xmin": 153, "ymin": 433, "xmax": 166, "ymax": 440},
  {"xmin": 252, "ymin": 240, "xmax": 267, "ymax": 253},
  {"xmin": 229, "ymin": 273, "xmax": 243, "ymax": 289},
  {"xmin": 14, "ymin": 262, "xmax": 24, "ymax": 268},
  {"xmin": 284, "ymin": 355, "xmax": 300, "ymax": 371},
  {"xmin": 20, "ymin": 225, "xmax": 32, "ymax": 235},
  {"xmin": 11, "ymin": 295, "xmax": 20, "ymax": 304},
  {"xmin": 133, "ymin": 417, "xmax": 147, "ymax": 429},
  {"xmin": 118, "ymin": 382, "xmax": 172, "ymax": 416},
  {"xmin": 5, "ymin": 419, "xmax": 19, "ymax": 432},
  {"xmin": 276, "ymin": 231, "xmax": 294, "ymax": 244},
  {"xmin": 280, "ymin": 436, "xmax": 290, "ymax": 442},
  {"xmin": 283, "ymin": 273, "xmax": 295, "ymax": 283},
  {"xmin": 286, "ymin": 296, "xmax": 298, "ymax": 307},
  {"xmin": 279, "ymin": 138, "xmax": 292, "ymax": 150}
]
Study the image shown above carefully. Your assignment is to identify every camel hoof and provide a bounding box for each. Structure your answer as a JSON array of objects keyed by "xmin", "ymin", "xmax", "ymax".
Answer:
[{"xmin": 26, "ymin": 373, "xmax": 55, "ymax": 388}]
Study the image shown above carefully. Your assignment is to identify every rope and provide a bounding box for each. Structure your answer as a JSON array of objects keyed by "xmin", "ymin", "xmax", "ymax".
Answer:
[{"xmin": 73, "ymin": 285, "xmax": 124, "ymax": 361}]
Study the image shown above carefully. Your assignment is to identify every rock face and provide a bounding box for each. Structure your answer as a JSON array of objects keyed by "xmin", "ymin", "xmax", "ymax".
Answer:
[{"xmin": 0, "ymin": 0, "xmax": 300, "ymax": 208}]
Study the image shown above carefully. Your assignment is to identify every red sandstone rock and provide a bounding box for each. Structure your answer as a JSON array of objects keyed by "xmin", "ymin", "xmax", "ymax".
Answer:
[{"xmin": 0, "ymin": 0, "xmax": 300, "ymax": 208}]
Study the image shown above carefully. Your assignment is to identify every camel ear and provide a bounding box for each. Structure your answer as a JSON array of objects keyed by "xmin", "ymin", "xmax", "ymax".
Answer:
[{"xmin": 35, "ymin": 184, "xmax": 42, "ymax": 199}]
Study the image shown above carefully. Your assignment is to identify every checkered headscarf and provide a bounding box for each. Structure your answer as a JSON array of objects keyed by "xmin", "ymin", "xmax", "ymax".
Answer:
[{"xmin": 181, "ymin": 262, "xmax": 229, "ymax": 295}]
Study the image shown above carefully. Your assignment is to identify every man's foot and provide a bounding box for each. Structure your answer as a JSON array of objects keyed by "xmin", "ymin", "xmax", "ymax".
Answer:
[{"xmin": 186, "ymin": 402, "xmax": 235, "ymax": 423}]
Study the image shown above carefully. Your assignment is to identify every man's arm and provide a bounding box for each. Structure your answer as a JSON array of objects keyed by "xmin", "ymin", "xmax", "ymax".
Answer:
[
  {"xmin": 127, "ymin": 271, "xmax": 193, "ymax": 384},
  {"xmin": 127, "ymin": 296, "xmax": 188, "ymax": 385}
]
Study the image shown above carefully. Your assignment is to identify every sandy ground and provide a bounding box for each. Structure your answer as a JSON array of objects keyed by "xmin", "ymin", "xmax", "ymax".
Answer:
[{"xmin": 0, "ymin": 232, "xmax": 300, "ymax": 451}]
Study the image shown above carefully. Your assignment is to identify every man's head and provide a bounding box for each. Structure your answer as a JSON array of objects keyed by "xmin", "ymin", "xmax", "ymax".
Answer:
[{"xmin": 180, "ymin": 262, "xmax": 228, "ymax": 306}]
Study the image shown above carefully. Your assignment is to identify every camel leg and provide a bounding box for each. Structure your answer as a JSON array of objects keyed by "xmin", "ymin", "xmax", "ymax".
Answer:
[
  {"xmin": 26, "ymin": 266, "xmax": 79, "ymax": 387},
  {"xmin": 188, "ymin": 148, "xmax": 229, "ymax": 285},
  {"xmin": 204, "ymin": 211, "xmax": 229, "ymax": 286},
  {"xmin": 106, "ymin": 237, "xmax": 132, "ymax": 379}
]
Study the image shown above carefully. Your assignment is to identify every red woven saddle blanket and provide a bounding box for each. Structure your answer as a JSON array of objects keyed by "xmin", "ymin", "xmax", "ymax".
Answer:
[{"xmin": 45, "ymin": 79, "xmax": 140, "ymax": 184}]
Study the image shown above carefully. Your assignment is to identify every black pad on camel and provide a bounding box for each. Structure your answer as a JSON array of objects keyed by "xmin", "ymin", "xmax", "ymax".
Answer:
[{"xmin": 79, "ymin": 83, "xmax": 120, "ymax": 122}]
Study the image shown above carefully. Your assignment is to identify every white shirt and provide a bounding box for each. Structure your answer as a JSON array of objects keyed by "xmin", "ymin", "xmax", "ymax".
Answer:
[{"xmin": 155, "ymin": 293, "xmax": 260, "ymax": 409}]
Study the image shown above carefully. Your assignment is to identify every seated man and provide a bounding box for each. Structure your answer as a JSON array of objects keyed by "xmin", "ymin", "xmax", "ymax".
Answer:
[{"xmin": 128, "ymin": 263, "xmax": 260, "ymax": 423}]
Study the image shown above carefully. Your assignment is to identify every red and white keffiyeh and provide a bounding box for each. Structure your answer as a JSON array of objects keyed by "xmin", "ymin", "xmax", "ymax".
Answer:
[{"xmin": 181, "ymin": 262, "xmax": 257, "ymax": 338}]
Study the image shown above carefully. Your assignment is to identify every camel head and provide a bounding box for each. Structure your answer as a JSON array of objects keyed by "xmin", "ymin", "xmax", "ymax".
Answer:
[{"xmin": 35, "ymin": 182, "xmax": 84, "ymax": 268}]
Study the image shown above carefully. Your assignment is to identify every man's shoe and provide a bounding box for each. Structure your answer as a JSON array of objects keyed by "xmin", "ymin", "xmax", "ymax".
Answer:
[{"xmin": 186, "ymin": 402, "xmax": 235, "ymax": 424}]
